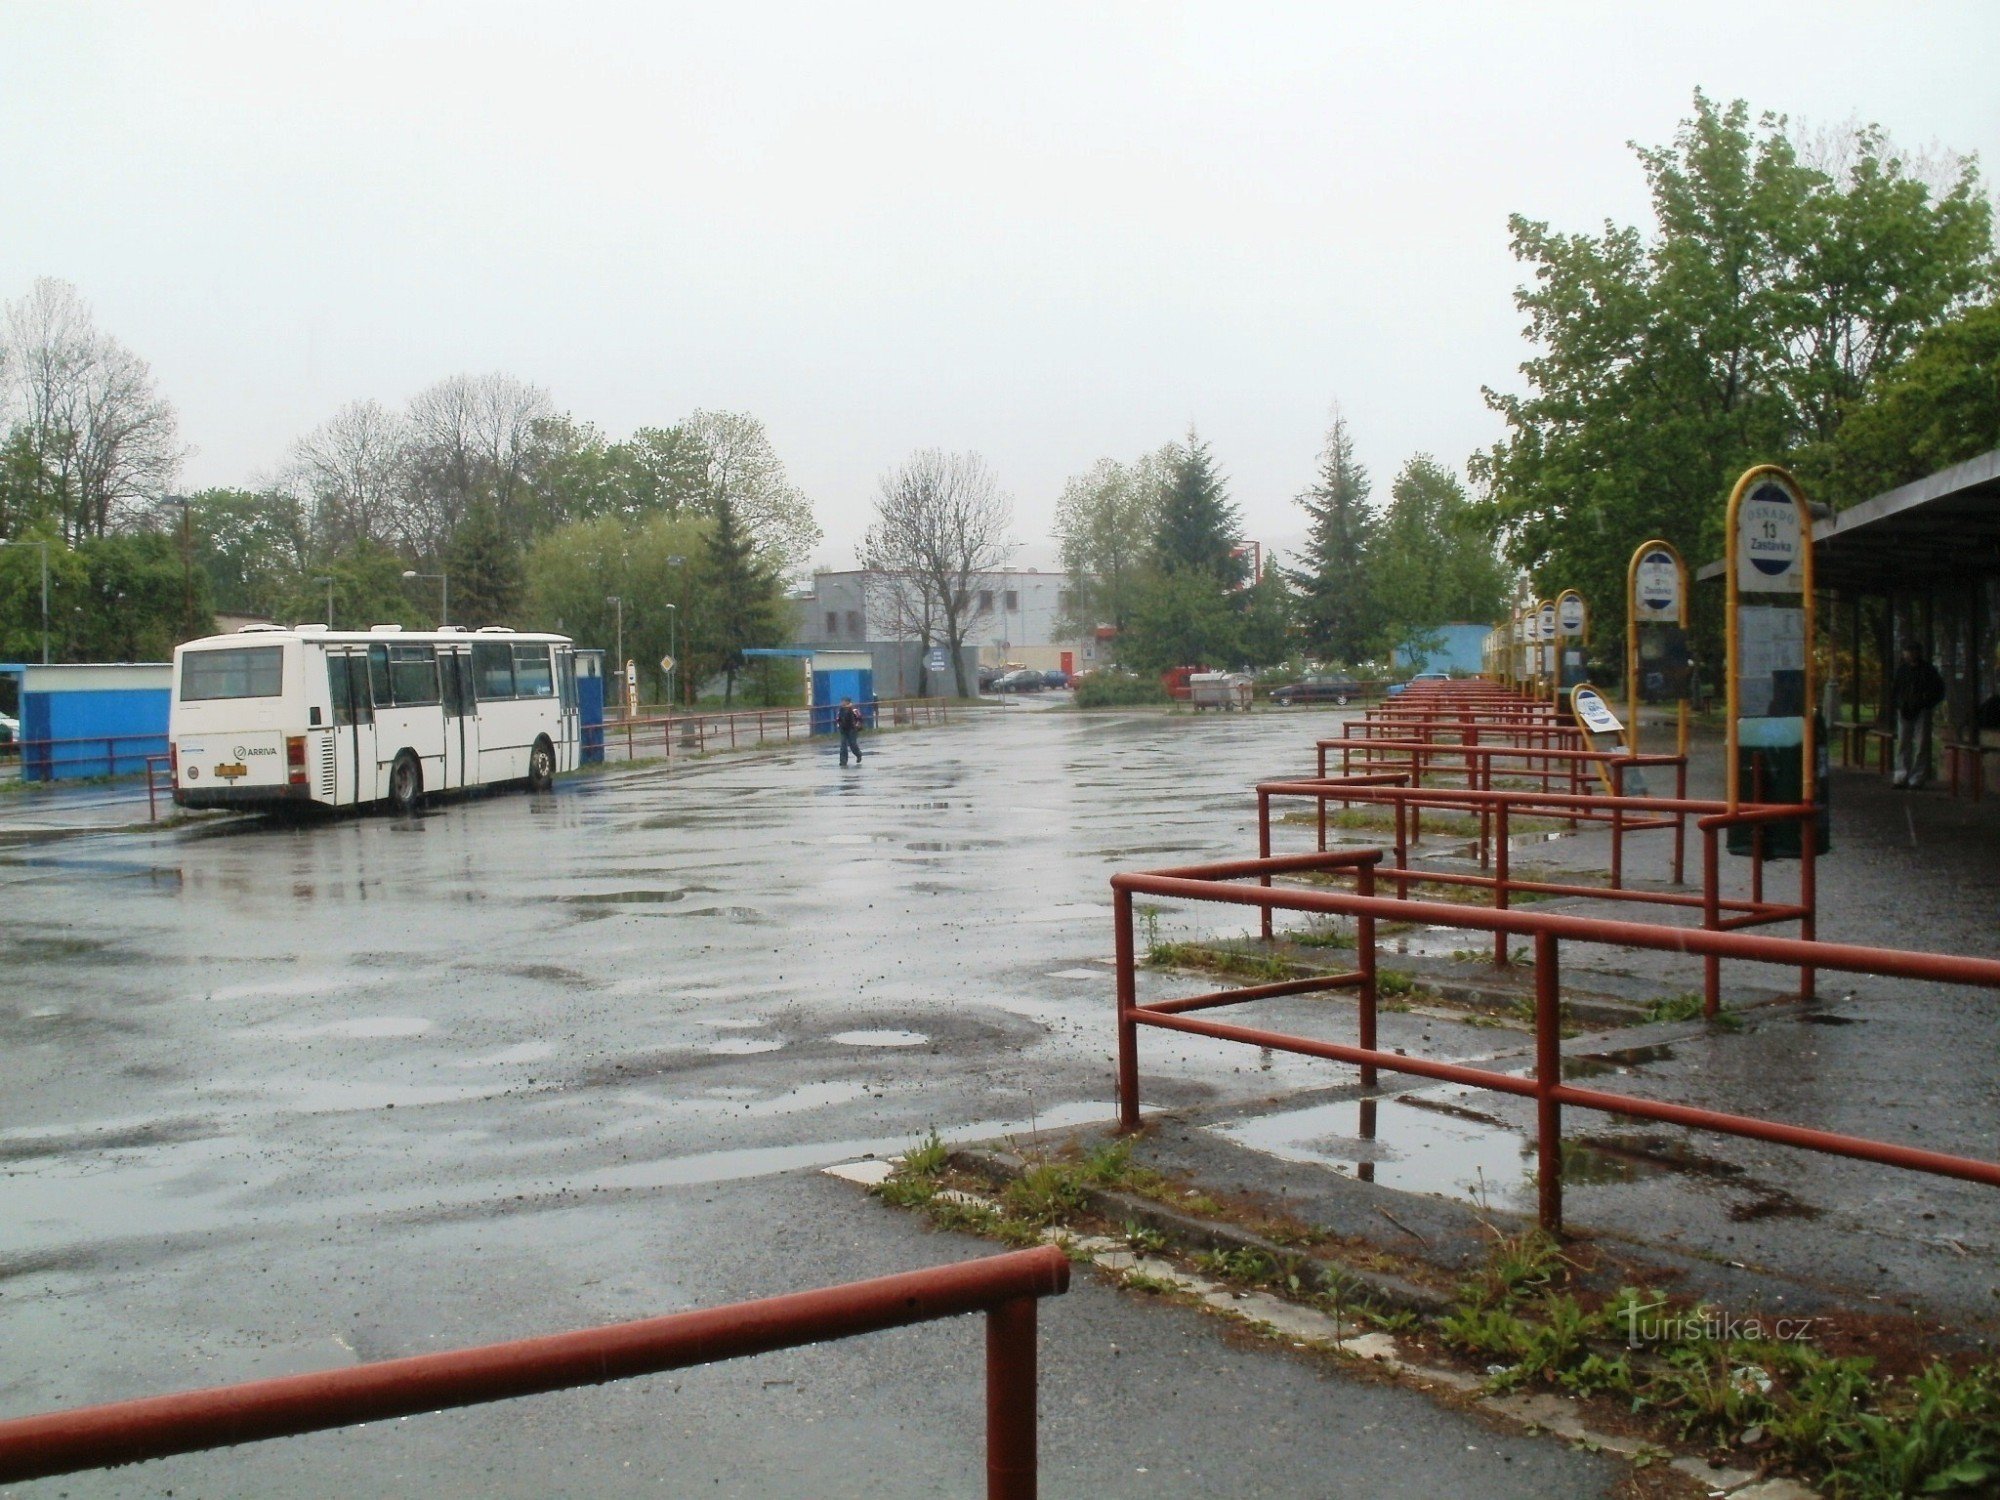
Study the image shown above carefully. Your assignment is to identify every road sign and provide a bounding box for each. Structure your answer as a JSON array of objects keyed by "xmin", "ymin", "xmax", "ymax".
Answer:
[
  {"xmin": 659, "ymin": 654, "xmax": 676, "ymax": 675},
  {"xmin": 1735, "ymin": 475, "xmax": 1806, "ymax": 593},
  {"xmin": 1634, "ymin": 547, "xmax": 1681, "ymax": 621}
]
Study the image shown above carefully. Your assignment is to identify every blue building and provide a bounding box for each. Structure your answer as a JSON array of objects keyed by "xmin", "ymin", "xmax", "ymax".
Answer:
[
  {"xmin": 1, "ymin": 662, "xmax": 173, "ymax": 780},
  {"xmin": 1394, "ymin": 623, "xmax": 1491, "ymax": 677}
]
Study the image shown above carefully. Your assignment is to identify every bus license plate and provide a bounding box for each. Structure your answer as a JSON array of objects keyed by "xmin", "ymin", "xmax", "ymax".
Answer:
[{"xmin": 215, "ymin": 762, "xmax": 248, "ymax": 780}]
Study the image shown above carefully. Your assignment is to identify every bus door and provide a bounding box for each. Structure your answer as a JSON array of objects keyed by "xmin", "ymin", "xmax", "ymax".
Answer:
[
  {"xmin": 557, "ymin": 646, "xmax": 579, "ymax": 771},
  {"xmin": 328, "ymin": 648, "xmax": 375, "ymax": 807},
  {"xmin": 440, "ymin": 646, "xmax": 477, "ymax": 789}
]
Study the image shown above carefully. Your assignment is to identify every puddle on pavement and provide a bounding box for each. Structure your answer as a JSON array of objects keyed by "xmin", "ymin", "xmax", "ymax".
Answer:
[
  {"xmin": 1382, "ymin": 927, "xmax": 1482, "ymax": 960},
  {"xmin": 601, "ymin": 1080, "xmax": 869, "ymax": 1125},
  {"xmin": 562, "ymin": 889, "xmax": 687, "ymax": 905},
  {"xmin": 1799, "ymin": 1013, "xmax": 1862, "ymax": 1026},
  {"xmin": 830, "ymin": 1029, "xmax": 929, "ymax": 1048},
  {"xmin": 1021, "ymin": 904, "xmax": 1108, "ymax": 924},
  {"xmin": 1214, "ymin": 1085, "xmax": 1821, "ymax": 1219},
  {"xmin": 1212, "ymin": 1095, "xmax": 1534, "ymax": 1205},
  {"xmin": 217, "ymin": 1078, "xmax": 504, "ymax": 1112},
  {"xmin": 904, "ymin": 840, "xmax": 1005, "ymax": 853},
  {"xmin": 708, "ymin": 1037, "xmax": 785, "ymax": 1055},
  {"xmin": 1047, "ymin": 968, "xmax": 1106, "ymax": 981},
  {"xmin": 579, "ymin": 1100, "xmax": 1117, "ymax": 1194},
  {"xmin": 1564, "ymin": 1043, "xmax": 1677, "ymax": 1079},
  {"xmin": 452, "ymin": 1042, "xmax": 555, "ymax": 1068},
  {"xmin": 0, "ymin": 1134, "xmax": 272, "ymax": 1255},
  {"xmin": 265, "ymin": 1016, "xmax": 433, "ymax": 1040}
]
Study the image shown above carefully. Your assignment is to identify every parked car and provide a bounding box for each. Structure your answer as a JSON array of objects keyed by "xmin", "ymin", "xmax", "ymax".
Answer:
[
  {"xmin": 1040, "ymin": 669, "xmax": 1070, "ymax": 689},
  {"xmin": 1386, "ymin": 670, "xmax": 1452, "ymax": 697},
  {"xmin": 0, "ymin": 710, "xmax": 16, "ymax": 749},
  {"xmin": 993, "ymin": 668, "xmax": 1046, "ymax": 693},
  {"xmin": 1270, "ymin": 674, "xmax": 1361, "ymax": 707}
]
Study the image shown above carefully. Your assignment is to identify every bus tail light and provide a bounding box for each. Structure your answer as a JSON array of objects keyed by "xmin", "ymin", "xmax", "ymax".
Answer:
[
  {"xmin": 169, "ymin": 744, "xmax": 179, "ymax": 782},
  {"xmin": 287, "ymin": 735, "xmax": 307, "ymax": 785}
]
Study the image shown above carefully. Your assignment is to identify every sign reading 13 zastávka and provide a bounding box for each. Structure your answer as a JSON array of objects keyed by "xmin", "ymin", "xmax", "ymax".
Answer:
[
  {"xmin": 1724, "ymin": 464, "xmax": 1822, "ymax": 853},
  {"xmin": 1736, "ymin": 476, "xmax": 1806, "ymax": 594}
]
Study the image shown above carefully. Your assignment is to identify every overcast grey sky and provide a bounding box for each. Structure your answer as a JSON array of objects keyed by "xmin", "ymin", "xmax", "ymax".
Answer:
[{"xmin": 3, "ymin": 2, "xmax": 1995, "ymax": 568}]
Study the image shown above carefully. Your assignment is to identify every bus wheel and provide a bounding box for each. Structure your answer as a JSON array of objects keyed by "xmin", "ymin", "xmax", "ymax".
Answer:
[
  {"xmin": 389, "ymin": 751, "xmax": 423, "ymax": 814},
  {"xmin": 528, "ymin": 737, "xmax": 555, "ymax": 792}
]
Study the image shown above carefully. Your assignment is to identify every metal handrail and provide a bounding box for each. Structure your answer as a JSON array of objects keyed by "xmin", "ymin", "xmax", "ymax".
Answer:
[
  {"xmin": 0, "ymin": 1246, "xmax": 1070, "ymax": 1497},
  {"xmin": 1110, "ymin": 855, "xmax": 2000, "ymax": 1233}
]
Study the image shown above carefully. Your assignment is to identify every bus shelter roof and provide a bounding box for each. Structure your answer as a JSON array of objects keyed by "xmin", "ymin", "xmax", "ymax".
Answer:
[{"xmin": 1697, "ymin": 446, "xmax": 2000, "ymax": 595}]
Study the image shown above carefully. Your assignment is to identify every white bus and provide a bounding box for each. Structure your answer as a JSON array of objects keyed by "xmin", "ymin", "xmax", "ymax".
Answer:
[{"xmin": 170, "ymin": 624, "xmax": 580, "ymax": 814}]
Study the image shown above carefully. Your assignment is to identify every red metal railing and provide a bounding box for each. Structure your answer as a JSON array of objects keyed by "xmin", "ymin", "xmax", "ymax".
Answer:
[
  {"xmin": 0, "ymin": 1246, "xmax": 1069, "ymax": 1498},
  {"xmin": 1254, "ymin": 773, "xmax": 1816, "ymax": 1007},
  {"xmin": 11, "ymin": 730, "xmax": 169, "ymax": 782},
  {"xmin": 1111, "ymin": 853, "xmax": 2000, "ymax": 1233},
  {"xmin": 604, "ymin": 696, "xmax": 952, "ymax": 764},
  {"xmin": 145, "ymin": 753, "xmax": 172, "ymax": 821}
]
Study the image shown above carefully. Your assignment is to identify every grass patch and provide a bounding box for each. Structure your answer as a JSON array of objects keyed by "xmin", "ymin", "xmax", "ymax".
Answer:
[{"xmin": 873, "ymin": 1135, "xmax": 2000, "ymax": 1497}]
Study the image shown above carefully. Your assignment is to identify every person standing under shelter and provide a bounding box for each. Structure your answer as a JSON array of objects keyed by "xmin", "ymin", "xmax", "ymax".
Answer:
[
  {"xmin": 836, "ymin": 697, "xmax": 865, "ymax": 767},
  {"xmin": 1890, "ymin": 642, "xmax": 1945, "ymax": 788}
]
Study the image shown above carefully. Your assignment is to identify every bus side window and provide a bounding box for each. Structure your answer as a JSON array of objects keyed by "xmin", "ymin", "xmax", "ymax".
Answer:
[
  {"xmin": 368, "ymin": 645, "xmax": 392, "ymax": 708},
  {"xmin": 513, "ymin": 644, "xmax": 554, "ymax": 698},
  {"xmin": 389, "ymin": 645, "xmax": 440, "ymax": 706},
  {"xmin": 473, "ymin": 642, "xmax": 514, "ymax": 699}
]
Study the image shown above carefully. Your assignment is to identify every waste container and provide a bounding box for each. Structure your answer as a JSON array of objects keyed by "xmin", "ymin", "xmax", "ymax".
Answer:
[{"xmin": 1729, "ymin": 714, "xmax": 1831, "ymax": 857}]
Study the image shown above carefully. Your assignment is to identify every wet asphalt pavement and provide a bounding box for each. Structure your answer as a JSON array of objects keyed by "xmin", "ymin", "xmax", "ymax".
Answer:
[
  {"xmin": 4, "ymin": 698, "xmax": 1997, "ymax": 1493},
  {"xmin": 0, "ymin": 702, "xmax": 1623, "ymax": 1497}
]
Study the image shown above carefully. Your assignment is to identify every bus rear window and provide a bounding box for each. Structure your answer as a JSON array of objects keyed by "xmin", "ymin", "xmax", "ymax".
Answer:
[{"xmin": 180, "ymin": 646, "xmax": 283, "ymax": 701}]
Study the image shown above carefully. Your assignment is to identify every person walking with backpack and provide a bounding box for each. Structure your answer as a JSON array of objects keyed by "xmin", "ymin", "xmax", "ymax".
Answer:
[
  {"xmin": 1890, "ymin": 642, "xmax": 1945, "ymax": 789},
  {"xmin": 836, "ymin": 697, "xmax": 865, "ymax": 767}
]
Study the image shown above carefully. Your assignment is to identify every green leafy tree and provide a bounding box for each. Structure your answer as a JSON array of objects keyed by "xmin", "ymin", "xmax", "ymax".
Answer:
[
  {"xmin": 1806, "ymin": 301, "xmax": 2000, "ymax": 503},
  {"xmin": 524, "ymin": 511, "xmax": 714, "ymax": 701},
  {"xmin": 1053, "ymin": 448, "xmax": 1170, "ymax": 648},
  {"xmin": 1373, "ymin": 456, "xmax": 1507, "ymax": 659},
  {"xmin": 443, "ymin": 499, "xmax": 524, "ymax": 627},
  {"xmin": 701, "ymin": 485, "xmax": 784, "ymax": 704},
  {"xmin": 274, "ymin": 540, "xmax": 421, "ymax": 631},
  {"xmin": 1119, "ymin": 565, "xmax": 1241, "ymax": 675},
  {"xmin": 187, "ymin": 488, "xmax": 308, "ymax": 617},
  {"xmin": 1154, "ymin": 431, "xmax": 1247, "ymax": 585},
  {"xmin": 1288, "ymin": 410, "xmax": 1378, "ymax": 665},
  {"xmin": 1472, "ymin": 93, "xmax": 1994, "ymax": 649},
  {"xmin": 1236, "ymin": 570, "xmax": 1296, "ymax": 670},
  {"xmin": 66, "ymin": 533, "xmax": 206, "ymax": 661}
]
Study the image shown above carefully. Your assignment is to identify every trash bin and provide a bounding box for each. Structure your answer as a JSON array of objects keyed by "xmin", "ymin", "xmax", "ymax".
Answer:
[{"xmin": 1729, "ymin": 714, "xmax": 1831, "ymax": 857}]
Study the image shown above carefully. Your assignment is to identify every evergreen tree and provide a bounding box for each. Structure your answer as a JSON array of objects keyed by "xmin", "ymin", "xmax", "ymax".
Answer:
[
  {"xmin": 1153, "ymin": 431, "xmax": 1247, "ymax": 585},
  {"xmin": 703, "ymin": 485, "xmax": 782, "ymax": 704},
  {"xmin": 1288, "ymin": 411, "xmax": 1377, "ymax": 665},
  {"xmin": 443, "ymin": 499, "xmax": 524, "ymax": 627}
]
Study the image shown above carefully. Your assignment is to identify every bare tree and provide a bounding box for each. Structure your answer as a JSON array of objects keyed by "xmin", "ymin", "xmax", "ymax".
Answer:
[
  {"xmin": 2, "ymin": 278, "xmax": 182, "ymax": 542},
  {"xmin": 285, "ymin": 398, "xmax": 411, "ymax": 552},
  {"xmin": 860, "ymin": 450, "xmax": 1012, "ymax": 698},
  {"xmin": 402, "ymin": 373, "xmax": 553, "ymax": 555}
]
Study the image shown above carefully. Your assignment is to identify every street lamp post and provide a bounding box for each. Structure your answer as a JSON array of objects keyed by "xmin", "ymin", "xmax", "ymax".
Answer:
[
  {"xmin": 0, "ymin": 539, "xmax": 50, "ymax": 664},
  {"xmin": 666, "ymin": 555, "xmax": 685, "ymax": 706},
  {"xmin": 401, "ymin": 570, "xmax": 449, "ymax": 626},
  {"xmin": 313, "ymin": 576, "xmax": 335, "ymax": 627},
  {"xmin": 605, "ymin": 595, "xmax": 623, "ymax": 710},
  {"xmin": 664, "ymin": 603, "xmax": 678, "ymax": 709}
]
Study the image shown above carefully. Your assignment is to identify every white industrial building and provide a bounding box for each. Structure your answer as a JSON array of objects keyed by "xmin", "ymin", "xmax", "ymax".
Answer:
[{"xmin": 789, "ymin": 567, "xmax": 1102, "ymax": 694}]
